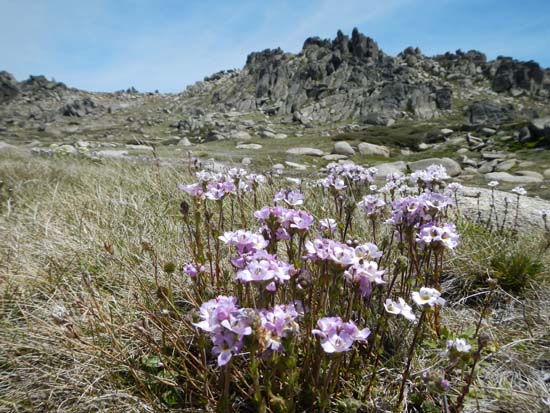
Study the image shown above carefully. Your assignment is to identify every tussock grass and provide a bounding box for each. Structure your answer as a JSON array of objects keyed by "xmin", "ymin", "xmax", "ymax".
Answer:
[{"xmin": 0, "ymin": 151, "xmax": 549, "ymax": 412}]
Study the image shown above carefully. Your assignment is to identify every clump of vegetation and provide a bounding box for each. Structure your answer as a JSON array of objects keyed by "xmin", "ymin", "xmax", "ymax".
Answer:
[{"xmin": 490, "ymin": 249, "xmax": 543, "ymax": 295}]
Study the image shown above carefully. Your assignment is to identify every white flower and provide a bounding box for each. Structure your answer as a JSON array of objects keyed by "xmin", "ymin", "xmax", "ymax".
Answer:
[
  {"xmin": 412, "ymin": 287, "xmax": 446, "ymax": 307},
  {"xmin": 446, "ymin": 338, "xmax": 472, "ymax": 353},
  {"xmin": 511, "ymin": 186, "xmax": 527, "ymax": 196},
  {"xmin": 384, "ymin": 298, "xmax": 416, "ymax": 321}
]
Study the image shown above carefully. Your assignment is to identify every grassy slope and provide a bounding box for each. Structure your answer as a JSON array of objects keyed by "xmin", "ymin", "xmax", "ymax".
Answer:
[{"xmin": 0, "ymin": 151, "xmax": 549, "ymax": 412}]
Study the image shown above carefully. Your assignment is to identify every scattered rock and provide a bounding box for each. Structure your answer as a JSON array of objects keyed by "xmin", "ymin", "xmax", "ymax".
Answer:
[
  {"xmin": 286, "ymin": 147, "xmax": 324, "ymax": 156},
  {"xmin": 274, "ymin": 133, "xmax": 288, "ymax": 139},
  {"xmin": 495, "ymin": 159, "xmax": 516, "ymax": 171},
  {"xmin": 373, "ymin": 161, "xmax": 407, "ymax": 178},
  {"xmin": 440, "ymin": 128, "xmax": 454, "ymax": 137},
  {"xmin": 323, "ymin": 154, "xmax": 348, "ymax": 161},
  {"xmin": 480, "ymin": 127, "xmax": 496, "ymax": 136},
  {"xmin": 484, "ymin": 172, "xmax": 542, "ymax": 183},
  {"xmin": 284, "ymin": 161, "xmax": 308, "ymax": 170},
  {"xmin": 478, "ymin": 160, "xmax": 498, "ymax": 173},
  {"xmin": 465, "ymin": 101, "xmax": 515, "ymax": 124},
  {"xmin": 236, "ymin": 143, "xmax": 262, "ymax": 150},
  {"xmin": 407, "ymin": 157, "xmax": 461, "ymax": 177},
  {"xmin": 241, "ymin": 157, "xmax": 252, "ymax": 165},
  {"xmin": 126, "ymin": 144, "xmax": 154, "ymax": 151},
  {"xmin": 364, "ymin": 112, "xmax": 395, "ymax": 127},
  {"xmin": 332, "ymin": 141, "xmax": 355, "ymax": 156},
  {"xmin": 481, "ymin": 152, "xmax": 506, "ymax": 160},
  {"xmin": 544, "ymin": 169, "xmax": 550, "ymax": 179},
  {"xmin": 94, "ymin": 150, "xmax": 129, "ymax": 158},
  {"xmin": 358, "ymin": 142, "xmax": 390, "ymax": 157},
  {"xmin": 0, "ymin": 141, "xmax": 16, "ymax": 151},
  {"xmin": 178, "ymin": 138, "xmax": 192, "ymax": 146},
  {"xmin": 515, "ymin": 170, "xmax": 544, "ymax": 180},
  {"xmin": 231, "ymin": 131, "xmax": 252, "ymax": 140}
]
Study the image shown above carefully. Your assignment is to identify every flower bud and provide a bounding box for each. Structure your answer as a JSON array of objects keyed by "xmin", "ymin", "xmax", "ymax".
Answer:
[{"xmin": 478, "ymin": 332, "xmax": 491, "ymax": 348}]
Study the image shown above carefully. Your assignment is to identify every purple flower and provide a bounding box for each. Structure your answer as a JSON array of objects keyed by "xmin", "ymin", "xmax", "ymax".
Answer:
[
  {"xmin": 205, "ymin": 181, "xmax": 235, "ymax": 200},
  {"xmin": 258, "ymin": 303, "xmax": 300, "ymax": 352},
  {"xmin": 274, "ymin": 189, "xmax": 304, "ymax": 207},
  {"xmin": 417, "ymin": 222, "xmax": 459, "ymax": 251},
  {"xmin": 312, "ymin": 317, "xmax": 370, "ymax": 353},
  {"xmin": 219, "ymin": 230, "xmax": 268, "ymax": 255},
  {"xmin": 358, "ymin": 195, "xmax": 386, "ymax": 218},
  {"xmin": 318, "ymin": 218, "xmax": 337, "ymax": 235},
  {"xmin": 178, "ymin": 183, "xmax": 205, "ymax": 199},
  {"xmin": 193, "ymin": 296, "xmax": 253, "ymax": 367},
  {"xmin": 344, "ymin": 260, "xmax": 385, "ymax": 297}
]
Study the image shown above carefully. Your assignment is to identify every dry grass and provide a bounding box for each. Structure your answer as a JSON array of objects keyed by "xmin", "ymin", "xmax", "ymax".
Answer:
[{"xmin": 0, "ymin": 151, "xmax": 549, "ymax": 412}]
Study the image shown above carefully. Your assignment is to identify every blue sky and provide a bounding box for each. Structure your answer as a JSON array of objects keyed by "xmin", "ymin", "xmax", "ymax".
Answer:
[{"xmin": 1, "ymin": 0, "xmax": 549, "ymax": 93}]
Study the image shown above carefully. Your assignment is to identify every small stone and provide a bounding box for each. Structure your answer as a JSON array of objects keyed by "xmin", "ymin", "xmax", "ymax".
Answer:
[
  {"xmin": 241, "ymin": 157, "xmax": 252, "ymax": 165},
  {"xmin": 284, "ymin": 161, "xmax": 308, "ymax": 170},
  {"xmin": 274, "ymin": 133, "xmax": 288, "ymax": 139},
  {"xmin": 323, "ymin": 154, "xmax": 348, "ymax": 161},
  {"xmin": 544, "ymin": 169, "xmax": 550, "ymax": 179},
  {"xmin": 481, "ymin": 127, "xmax": 496, "ymax": 136},
  {"xmin": 457, "ymin": 148, "xmax": 469, "ymax": 155},
  {"xmin": 440, "ymin": 128, "xmax": 454, "ymax": 137}
]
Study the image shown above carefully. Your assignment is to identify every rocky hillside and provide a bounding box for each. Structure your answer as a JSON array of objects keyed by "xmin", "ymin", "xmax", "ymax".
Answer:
[
  {"xmin": 182, "ymin": 28, "xmax": 549, "ymax": 126},
  {"xmin": 0, "ymin": 29, "xmax": 549, "ymax": 191}
]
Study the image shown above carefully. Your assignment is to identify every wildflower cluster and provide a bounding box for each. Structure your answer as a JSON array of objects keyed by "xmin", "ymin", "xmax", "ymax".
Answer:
[{"xmin": 130, "ymin": 161, "xmax": 494, "ymax": 412}]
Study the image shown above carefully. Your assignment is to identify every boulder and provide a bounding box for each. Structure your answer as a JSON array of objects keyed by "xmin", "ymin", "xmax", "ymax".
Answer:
[
  {"xmin": 274, "ymin": 133, "xmax": 288, "ymax": 139},
  {"xmin": 358, "ymin": 142, "xmax": 390, "ymax": 157},
  {"xmin": 231, "ymin": 131, "xmax": 252, "ymax": 140},
  {"xmin": 544, "ymin": 169, "xmax": 550, "ymax": 179},
  {"xmin": 495, "ymin": 159, "xmax": 516, "ymax": 171},
  {"xmin": 491, "ymin": 57, "xmax": 543, "ymax": 95},
  {"xmin": 0, "ymin": 71, "xmax": 20, "ymax": 104},
  {"xmin": 484, "ymin": 172, "xmax": 542, "ymax": 183},
  {"xmin": 440, "ymin": 128, "xmax": 454, "ymax": 137},
  {"xmin": 236, "ymin": 143, "xmax": 262, "ymax": 150},
  {"xmin": 372, "ymin": 161, "xmax": 407, "ymax": 178},
  {"xmin": 364, "ymin": 112, "xmax": 395, "ymax": 126},
  {"xmin": 515, "ymin": 170, "xmax": 544, "ymax": 180},
  {"xmin": 333, "ymin": 141, "xmax": 355, "ymax": 156},
  {"xmin": 287, "ymin": 147, "xmax": 324, "ymax": 156},
  {"xmin": 178, "ymin": 138, "xmax": 192, "ymax": 146},
  {"xmin": 465, "ymin": 101, "xmax": 515, "ymax": 124},
  {"xmin": 527, "ymin": 117, "xmax": 550, "ymax": 145},
  {"xmin": 323, "ymin": 154, "xmax": 348, "ymax": 161},
  {"xmin": 407, "ymin": 157, "xmax": 461, "ymax": 177},
  {"xmin": 0, "ymin": 141, "xmax": 16, "ymax": 151}
]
